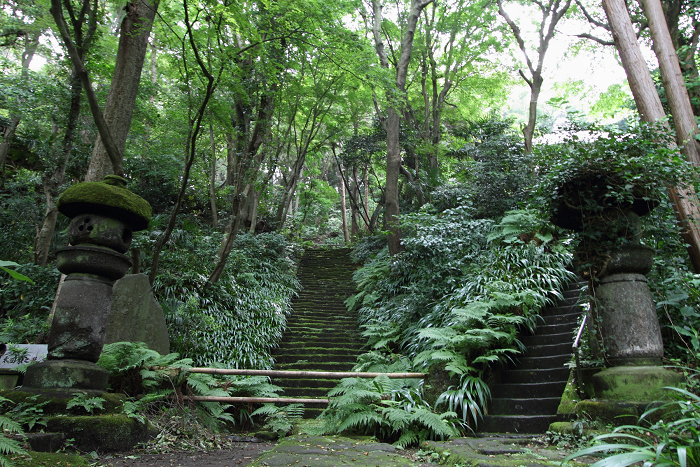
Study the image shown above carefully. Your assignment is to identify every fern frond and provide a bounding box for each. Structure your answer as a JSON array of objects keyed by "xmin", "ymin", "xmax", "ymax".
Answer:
[{"xmin": 337, "ymin": 410, "xmax": 384, "ymax": 432}]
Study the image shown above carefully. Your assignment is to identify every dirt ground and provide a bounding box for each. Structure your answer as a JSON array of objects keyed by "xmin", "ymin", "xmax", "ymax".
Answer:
[{"xmin": 96, "ymin": 441, "xmax": 275, "ymax": 467}]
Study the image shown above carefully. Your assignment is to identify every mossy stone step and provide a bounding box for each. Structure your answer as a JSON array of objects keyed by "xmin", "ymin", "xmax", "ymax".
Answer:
[
  {"xmin": 274, "ymin": 248, "xmax": 360, "ymax": 418},
  {"xmin": 274, "ymin": 354, "xmax": 359, "ymax": 364},
  {"xmin": 271, "ymin": 377, "xmax": 344, "ymax": 389},
  {"xmin": 275, "ymin": 362, "xmax": 357, "ymax": 372},
  {"xmin": 281, "ymin": 387, "xmax": 335, "ymax": 398}
]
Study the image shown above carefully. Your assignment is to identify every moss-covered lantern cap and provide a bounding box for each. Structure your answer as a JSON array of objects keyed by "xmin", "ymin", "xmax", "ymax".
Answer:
[{"xmin": 57, "ymin": 175, "xmax": 152, "ymax": 231}]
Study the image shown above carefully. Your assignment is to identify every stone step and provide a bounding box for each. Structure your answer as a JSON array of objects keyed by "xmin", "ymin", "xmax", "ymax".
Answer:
[
  {"xmin": 275, "ymin": 361, "xmax": 357, "ymax": 372},
  {"xmin": 500, "ymin": 367, "xmax": 570, "ymax": 384},
  {"xmin": 274, "ymin": 353, "xmax": 360, "ymax": 364},
  {"xmin": 488, "ymin": 397, "xmax": 561, "ymax": 415},
  {"xmin": 520, "ymin": 332, "xmax": 573, "ymax": 347},
  {"xmin": 532, "ymin": 322, "xmax": 579, "ymax": 336},
  {"xmin": 491, "ymin": 381, "xmax": 567, "ymax": 399},
  {"xmin": 541, "ymin": 304, "xmax": 582, "ymax": 316},
  {"xmin": 480, "ymin": 414, "xmax": 557, "ymax": 434},
  {"xmin": 524, "ymin": 342, "xmax": 572, "ymax": 358},
  {"xmin": 540, "ymin": 313, "xmax": 579, "ymax": 326},
  {"xmin": 278, "ymin": 387, "xmax": 334, "ymax": 398},
  {"xmin": 512, "ymin": 354, "xmax": 571, "ymax": 370},
  {"xmin": 270, "ymin": 377, "xmax": 343, "ymax": 389}
]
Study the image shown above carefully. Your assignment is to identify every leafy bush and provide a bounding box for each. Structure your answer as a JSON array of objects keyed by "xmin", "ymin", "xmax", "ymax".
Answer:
[
  {"xmin": 320, "ymin": 375, "xmax": 460, "ymax": 448},
  {"xmin": 444, "ymin": 116, "xmax": 531, "ymax": 218},
  {"xmin": 148, "ymin": 230, "xmax": 300, "ymax": 368},
  {"xmin": 344, "ymin": 207, "xmax": 575, "ymax": 431},
  {"xmin": 566, "ymin": 373, "xmax": 700, "ymax": 466},
  {"xmin": 0, "ymin": 396, "xmax": 26, "ymax": 467},
  {"xmin": 98, "ymin": 341, "xmax": 283, "ymax": 431},
  {"xmin": 0, "ymin": 263, "xmax": 59, "ymax": 343},
  {"xmin": 532, "ymin": 121, "xmax": 693, "ymax": 275}
]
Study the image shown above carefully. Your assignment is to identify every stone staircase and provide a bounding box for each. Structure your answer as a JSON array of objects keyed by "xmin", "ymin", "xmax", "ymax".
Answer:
[
  {"xmin": 272, "ymin": 248, "xmax": 364, "ymax": 418},
  {"xmin": 480, "ymin": 281, "xmax": 586, "ymax": 433}
]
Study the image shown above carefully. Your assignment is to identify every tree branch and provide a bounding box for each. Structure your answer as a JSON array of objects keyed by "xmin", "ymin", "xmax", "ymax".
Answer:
[{"xmin": 50, "ymin": 0, "xmax": 123, "ymax": 176}]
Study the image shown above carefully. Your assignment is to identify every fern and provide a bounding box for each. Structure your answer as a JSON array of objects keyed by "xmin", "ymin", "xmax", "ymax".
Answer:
[
  {"xmin": 321, "ymin": 376, "xmax": 459, "ymax": 447},
  {"xmin": 251, "ymin": 404, "xmax": 304, "ymax": 438},
  {"xmin": 0, "ymin": 397, "xmax": 26, "ymax": 467}
]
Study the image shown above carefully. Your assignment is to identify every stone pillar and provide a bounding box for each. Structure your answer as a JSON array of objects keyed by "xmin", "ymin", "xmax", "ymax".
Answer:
[
  {"xmin": 22, "ymin": 176, "xmax": 151, "ymax": 395},
  {"xmin": 591, "ymin": 244, "xmax": 682, "ymax": 400}
]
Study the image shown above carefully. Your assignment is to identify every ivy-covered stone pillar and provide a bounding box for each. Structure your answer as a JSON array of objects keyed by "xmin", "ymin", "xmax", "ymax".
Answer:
[
  {"xmin": 22, "ymin": 175, "xmax": 151, "ymax": 394},
  {"xmin": 552, "ymin": 174, "xmax": 682, "ymax": 401}
]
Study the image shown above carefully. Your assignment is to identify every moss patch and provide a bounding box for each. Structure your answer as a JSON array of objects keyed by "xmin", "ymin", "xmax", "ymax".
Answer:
[
  {"xmin": 575, "ymin": 400, "xmax": 638, "ymax": 426},
  {"xmin": 557, "ymin": 370, "xmax": 579, "ymax": 418},
  {"xmin": 9, "ymin": 451, "xmax": 91, "ymax": 467},
  {"xmin": 46, "ymin": 414, "xmax": 150, "ymax": 452},
  {"xmin": 57, "ymin": 180, "xmax": 151, "ymax": 231},
  {"xmin": 0, "ymin": 390, "xmax": 125, "ymax": 415}
]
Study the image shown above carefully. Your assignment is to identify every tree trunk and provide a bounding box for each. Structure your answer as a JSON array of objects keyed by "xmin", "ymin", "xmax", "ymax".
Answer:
[
  {"xmin": 34, "ymin": 70, "xmax": 83, "ymax": 266},
  {"xmin": 640, "ymin": 0, "xmax": 700, "ymax": 163},
  {"xmin": 85, "ymin": 0, "xmax": 159, "ymax": 181},
  {"xmin": 497, "ymin": 0, "xmax": 571, "ymax": 154},
  {"xmin": 209, "ymin": 122, "xmax": 218, "ymax": 228},
  {"xmin": 339, "ymin": 162, "xmax": 349, "ymax": 243},
  {"xmin": 0, "ymin": 31, "xmax": 40, "ymax": 178},
  {"xmin": 371, "ymin": 0, "xmax": 433, "ymax": 255},
  {"xmin": 603, "ymin": 0, "xmax": 700, "ymax": 272}
]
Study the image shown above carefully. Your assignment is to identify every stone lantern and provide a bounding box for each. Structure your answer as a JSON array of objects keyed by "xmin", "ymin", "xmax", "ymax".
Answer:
[
  {"xmin": 22, "ymin": 175, "xmax": 151, "ymax": 394},
  {"xmin": 552, "ymin": 174, "xmax": 682, "ymax": 401}
]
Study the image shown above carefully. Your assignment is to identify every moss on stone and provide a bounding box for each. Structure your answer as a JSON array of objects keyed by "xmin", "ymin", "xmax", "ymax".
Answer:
[
  {"xmin": 548, "ymin": 421, "xmax": 596, "ymax": 437},
  {"xmin": 0, "ymin": 389, "xmax": 125, "ymax": 415},
  {"xmin": 557, "ymin": 371, "xmax": 579, "ymax": 417},
  {"xmin": 46, "ymin": 414, "xmax": 150, "ymax": 452},
  {"xmin": 575, "ymin": 400, "xmax": 638, "ymax": 427},
  {"xmin": 10, "ymin": 451, "xmax": 91, "ymax": 467},
  {"xmin": 57, "ymin": 179, "xmax": 151, "ymax": 231},
  {"xmin": 592, "ymin": 366, "xmax": 684, "ymax": 401}
]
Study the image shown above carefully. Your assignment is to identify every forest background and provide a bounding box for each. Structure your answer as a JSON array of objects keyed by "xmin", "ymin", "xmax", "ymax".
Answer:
[{"xmin": 2, "ymin": 0, "xmax": 700, "ymax": 442}]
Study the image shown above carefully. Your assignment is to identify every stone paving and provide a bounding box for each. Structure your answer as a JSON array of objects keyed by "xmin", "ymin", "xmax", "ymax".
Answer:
[{"xmin": 250, "ymin": 433, "xmax": 594, "ymax": 467}]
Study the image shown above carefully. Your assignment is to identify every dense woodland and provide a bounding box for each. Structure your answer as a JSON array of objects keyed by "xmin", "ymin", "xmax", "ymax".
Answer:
[{"xmin": 2, "ymin": 0, "xmax": 700, "ymax": 456}]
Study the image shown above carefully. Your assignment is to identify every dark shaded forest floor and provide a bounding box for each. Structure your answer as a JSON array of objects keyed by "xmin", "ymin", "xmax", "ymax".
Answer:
[{"xmin": 96, "ymin": 441, "xmax": 274, "ymax": 467}]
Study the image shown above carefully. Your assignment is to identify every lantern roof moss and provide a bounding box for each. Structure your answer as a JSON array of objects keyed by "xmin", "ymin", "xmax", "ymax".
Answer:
[{"xmin": 57, "ymin": 175, "xmax": 152, "ymax": 231}]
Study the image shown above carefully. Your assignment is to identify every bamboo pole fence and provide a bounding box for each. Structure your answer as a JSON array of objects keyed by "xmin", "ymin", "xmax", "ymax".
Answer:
[{"xmin": 157, "ymin": 367, "xmax": 427, "ymax": 405}]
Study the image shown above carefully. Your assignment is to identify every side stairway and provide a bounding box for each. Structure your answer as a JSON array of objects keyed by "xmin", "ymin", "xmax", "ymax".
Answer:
[
  {"xmin": 480, "ymin": 281, "xmax": 586, "ymax": 434},
  {"xmin": 272, "ymin": 248, "xmax": 364, "ymax": 418}
]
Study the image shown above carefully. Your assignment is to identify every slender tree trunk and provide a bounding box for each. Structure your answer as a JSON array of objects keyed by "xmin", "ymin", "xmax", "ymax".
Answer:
[
  {"xmin": 640, "ymin": 0, "xmax": 700, "ymax": 162},
  {"xmin": 34, "ymin": 70, "xmax": 83, "ymax": 266},
  {"xmin": 0, "ymin": 32, "xmax": 40, "ymax": 178},
  {"xmin": 85, "ymin": 0, "xmax": 159, "ymax": 181},
  {"xmin": 604, "ymin": 0, "xmax": 700, "ymax": 272},
  {"xmin": 209, "ymin": 122, "xmax": 218, "ymax": 228},
  {"xmin": 371, "ymin": 0, "xmax": 433, "ymax": 255},
  {"xmin": 339, "ymin": 163, "xmax": 349, "ymax": 243}
]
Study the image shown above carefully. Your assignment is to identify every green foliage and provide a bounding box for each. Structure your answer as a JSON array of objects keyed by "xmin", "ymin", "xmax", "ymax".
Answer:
[
  {"xmin": 435, "ymin": 374, "xmax": 491, "ymax": 431},
  {"xmin": 0, "ymin": 397, "xmax": 26, "ymax": 467},
  {"xmin": 251, "ymin": 404, "xmax": 305, "ymax": 438},
  {"xmin": 566, "ymin": 374, "xmax": 700, "ymax": 467},
  {"xmin": 0, "ymin": 261, "xmax": 33, "ymax": 285},
  {"xmin": 444, "ymin": 116, "xmax": 531, "ymax": 219},
  {"xmin": 2, "ymin": 394, "xmax": 47, "ymax": 431},
  {"xmin": 98, "ymin": 341, "xmax": 282, "ymax": 432},
  {"xmin": 320, "ymin": 375, "xmax": 460, "ymax": 448},
  {"xmin": 532, "ymin": 121, "xmax": 694, "ymax": 275},
  {"xmin": 344, "ymin": 206, "xmax": 575, "ymax": 432},
  {"xmin": 146, "ymin": 229, "xmax": 300, "ymax": 368},
  {"xmin": 65, "ymin": 393, "xmax": 106, "ymax": 414},
  {"xmin": 0, "ymin": 263, "xmax": 60, "ymax": 343}
]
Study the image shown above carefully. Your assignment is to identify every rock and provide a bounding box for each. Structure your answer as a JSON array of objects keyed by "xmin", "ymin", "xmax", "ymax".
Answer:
[{"xmin": 105, "ymin": 274, "xmax": 170, "ymax": 355}]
